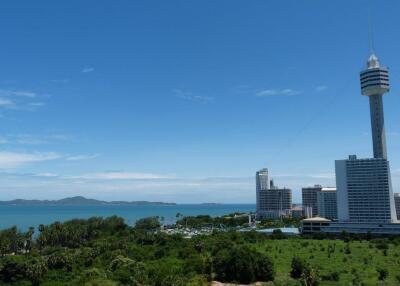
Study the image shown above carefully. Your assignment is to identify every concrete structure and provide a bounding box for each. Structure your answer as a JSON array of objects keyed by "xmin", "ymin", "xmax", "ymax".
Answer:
[
  {"xmin": 300, "ymin": 217, "xmax": 400, "ymax": 236},
  {"xmin": 256, "ymin": 168, "xmax": 292, "ymax": 219},
  {"xmin": 334, "ymin": 52, "xmax": 397, "ymax": 226},
  {"xmin": 304, "ymin": 206, "xmax": 313, "ymax": 218},
  {"xmin": 360, "ymin": 53, "xmax": 390, "ymax": 159},
  {"xmin": 302, "ymin": 185, "xmax": 336, "ymax": 218},
  {"xmin": 256, "ymin": 168, "xmax": 269, "ymax": 215},
  {"xmin": 336, "ymin": 155, "xmax": 396, "ymax": 223},
  {"xmin": 257, "ymin": 187, "xmax": 292, "ymax": 219},
  {"xmin": 291, "ymin": 206, "xmax": 304, "ymax": 218},
  {"xmin": 395, "ymin": 193, "xmax": 400, "ymax": 220},
  {"xmin": 302, "ymin": 185, "xmax": 321, "ymax": 217},
  {"xmin": 317, "ymin": 188, "xmax": 337, "ymax": 219}
]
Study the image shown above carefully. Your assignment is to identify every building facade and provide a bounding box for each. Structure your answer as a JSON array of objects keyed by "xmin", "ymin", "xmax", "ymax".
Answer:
[
  {"xmin": 394, "ymin": 193, "xmax": 400, "ymax": 220},
  {"xmin": 300, "ymin": 217, "xmax": 400, "ymax": 236},
  {"xmin": 257, "ymin": 187, "xmax": 292, "ymax": 219},
  {"xmin": 316, "ymin": 188, "xmax": 337, "ymax": 219},
  {"xmin": 334, "ymin": 52, "xmax": 397, "ymax": 225},
  {"xmin": 335, "ymin": 155, "xmax": 396, "ymax": 223},
  {"xmin": 256, "ymin": 168, "xmax": 269, "ymax": 215},
  {"xmin": 302, "ymin": 185, "xmax": 321, "ymax": 217}
]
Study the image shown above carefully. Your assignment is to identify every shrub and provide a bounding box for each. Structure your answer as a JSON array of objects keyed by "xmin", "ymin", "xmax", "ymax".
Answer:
[
  {"xmin": 301, "ymin": 264, "xmax": 320, "ymax": 286},
  {"xmin": 322, "ymin": 271, "xmax": 340, "ymax": 282},
  {"xmin": 377, "ymin": 267, "xmax": 388, "ymax": 281},
  {"xmin": 213, "ymin": 245, "xmax": 274, "ymax": 284},
  {"xmin": 290, "ymin": 256, "xmax": 306, "ymax": 279}
]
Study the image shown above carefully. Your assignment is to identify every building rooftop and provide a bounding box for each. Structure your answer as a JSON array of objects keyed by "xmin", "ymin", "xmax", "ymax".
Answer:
[
  {"xmin": 302, "ymin": 217, "xmax": 331, "ymax": 222},
  {"xmin": 321, "ymin": 187, "xmax": 336, "ymax": 192},
  {"xmin": 367, "ymin": 53, "xmax": 380, "ymax": 69}
]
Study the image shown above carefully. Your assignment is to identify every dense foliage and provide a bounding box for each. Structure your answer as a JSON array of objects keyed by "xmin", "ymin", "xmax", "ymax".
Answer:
[{"xmin": 0, "ymin": 216, "xmax": 400, "ymax": 285}]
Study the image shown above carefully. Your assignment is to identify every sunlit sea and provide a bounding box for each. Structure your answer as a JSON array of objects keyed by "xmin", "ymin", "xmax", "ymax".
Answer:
[{"xmin": 0, "ymin": 204, "xmax": 255, "ymax": 231}]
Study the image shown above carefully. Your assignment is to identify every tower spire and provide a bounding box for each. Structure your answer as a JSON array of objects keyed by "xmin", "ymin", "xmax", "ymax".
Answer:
[{"xmin": 368, "ymin": 11, "xmax": 375, "ymax": 55}]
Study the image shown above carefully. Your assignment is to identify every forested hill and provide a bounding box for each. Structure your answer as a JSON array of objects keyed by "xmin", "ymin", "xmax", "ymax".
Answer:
[{"xmin": 0, "ymin": 196, "xmax": 176, "ymax": 206}]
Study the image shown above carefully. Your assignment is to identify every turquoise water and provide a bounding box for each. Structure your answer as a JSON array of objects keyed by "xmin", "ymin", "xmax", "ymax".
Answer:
[{"xmin": 0, "ymin": 204, "xmax": 255, "ymax": 231}]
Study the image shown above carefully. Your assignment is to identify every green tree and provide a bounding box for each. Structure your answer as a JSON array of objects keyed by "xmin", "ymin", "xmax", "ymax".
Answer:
[
  {"xmin": 109, "ymin": 255, "xmax": 148, "ymax": 285},
  {"xmin": 290, "ymin": 256, "xmax": 306, "ymax": 279},
  {"xmin": 213, "ymin": 245, "xmax": 274, "ymax": 284},
  {"xmin": 301, "ymin": 264, "xmax": 319, "ymax": 286},
  {"xmin": 134, "ymin": 217, "xmax": 161, "ymax": 231},
  {"xmin": 24, "ymin": 257, "xmax": 48, "ymax": 286},
  {"xmin": 377, "ymin": 267, "xmax": 388, "ymax": 281}
]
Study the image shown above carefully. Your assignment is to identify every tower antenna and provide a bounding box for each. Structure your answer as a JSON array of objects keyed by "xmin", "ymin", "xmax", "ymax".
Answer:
[{"xmin": 368, "ymin": 9, "xmax": 375, "ymax": 54}]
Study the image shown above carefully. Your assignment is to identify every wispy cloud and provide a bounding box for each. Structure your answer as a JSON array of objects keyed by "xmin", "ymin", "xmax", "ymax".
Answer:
[
  {"xmin": 71, "ymin": 171, "xmax": 174, "ymax": 180},
  {"xmin": 0, "ymin": 89, "xmax": 47, "ymax": 111},
  {"xmin": 11, "ymin": 91, "xmax": 36, "ymax": 98},
  {"xmin": 66, "ymin": 154, "xmax": 100, "ymax": 161},
  {"xmin": 29, "ymin": 102, "xmax": 46, "ymax": 107},
  {"xmin": 0, "ymin": 152, "xmax": 62, "ymax": 168},
  {"xmin": 255, "ymin": 88, "xmax": 302, "ymax": 97},
  {"xmin": 8, "ymin": 134, "xmax": 71, "ymax": 145},
  {"xmin": 33, "ymin": 172, "xmax": 59, "ymax": 178},
  {"xmin": 315, "ymin": 85, "xmax": 328, "ymax": 92},
  {"xmin": 49, "ymin": 79, "xmax": 69, "ymax": 84},
  {"xmin": 82, "ymin": 67, "xmax": 95, "ymax": 73},
  {"xmin": 0, "ymin": 89, "xmax": 37, "ymax": 98},
  {"xmin": 0, "ymin": 137, "xmax": 8, "ymax": 144},
  {"xmin": 0, "ymin": 98, "xmax": 14, "ymax": 107},
  {"xmin": 173, "ymin": 89, "xmax": 213, "ymax": 103}
]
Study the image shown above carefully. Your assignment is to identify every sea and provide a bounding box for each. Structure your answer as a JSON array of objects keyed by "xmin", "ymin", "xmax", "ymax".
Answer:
[{"xmin": 0, "ymin": 204, "xmax": 255, "ymax": 231}]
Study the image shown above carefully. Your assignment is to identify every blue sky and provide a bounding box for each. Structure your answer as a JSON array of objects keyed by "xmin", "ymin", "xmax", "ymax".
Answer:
[{"xmin": 0, "ymin": 0, "xmax": 399, "ymax": 203}]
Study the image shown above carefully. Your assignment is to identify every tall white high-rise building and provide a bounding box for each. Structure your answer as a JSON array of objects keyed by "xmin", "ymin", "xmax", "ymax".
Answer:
[
  {"xmin": 335, "ymin": 52, "xmax": 397, "ymax": 223},
  {"xmin": 256, "ymin": 168, "xmax": 269, "ymax": 215}
]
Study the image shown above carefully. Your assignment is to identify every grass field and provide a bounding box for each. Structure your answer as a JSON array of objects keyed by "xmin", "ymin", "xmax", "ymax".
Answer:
[{"xmin": 252, "ymin": 238, "xmax": 400, "ymax": 285}]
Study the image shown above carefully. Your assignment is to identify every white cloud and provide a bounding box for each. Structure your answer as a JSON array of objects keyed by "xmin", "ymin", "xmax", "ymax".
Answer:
[
  {"xmin": 12, "ymin": 91, "xmax": 36, "ymax": 98},
  {"xmin": 0, "ymin": 152, "xmax": 62, "ymax": 168},
  {"xmin": 50, "ymin": 79, "xmax": 69, "ymax": 84},
  {"xmin": 66, "ymin": 154, "xmax": 100, "ymax": 161},
  {"xmin": 33, "ymin": 172, "xmax": 59, "ymax": 178},
  {"xmin": 0, "ymin": 89, "xmax": 46, "ymax": 111},
  {"xmin": 256, "ymin": 88, "xmax": 302, "ymax": 97},
  {"xmin": 71, "ymin": 171, "xmax": 174, "ymax": 180},
  {"xmin": 173, "ymin": 89, "xmax": 213, "ymax": 103},
  {"xmin": 29, "ymin": 102, "xmax": 45, "ymax": 107},
  {"xmin": 7, "ymin": 134, "xmax": 71, "ymax": 145},
  {"xmin": 0, "ymin": 98, "xmax": 14, "ymax": 107},
  {"xmin": 82, "ymin": 67, "xmax": 95, "ymax": 73},
  {"xmin": 315, "ymin": 85, "xmax": 328, "ymax": 92},
  {"xmin": 0, "ymin": 89, "xmax": 37, "ymax": 98}
]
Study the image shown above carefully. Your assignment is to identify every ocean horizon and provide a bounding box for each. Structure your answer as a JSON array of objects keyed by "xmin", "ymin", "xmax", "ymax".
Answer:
[{"xmin": 0, "ymin": 203, "xmax": 255, "ymax": 231}]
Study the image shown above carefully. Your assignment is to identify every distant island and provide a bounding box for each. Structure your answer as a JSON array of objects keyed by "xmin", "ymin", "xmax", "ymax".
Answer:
[{"xmin": 0, "ymin": 196, "xmax": 176, "ymax": 206}]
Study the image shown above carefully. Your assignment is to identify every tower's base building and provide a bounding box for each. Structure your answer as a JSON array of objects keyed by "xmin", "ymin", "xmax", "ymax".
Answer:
[{"xmin": 335, "ymin": 155, "xmax": 397, "ymax": 223}]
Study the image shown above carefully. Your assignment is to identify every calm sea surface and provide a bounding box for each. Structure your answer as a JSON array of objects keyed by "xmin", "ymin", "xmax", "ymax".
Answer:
[{"xmin": 0, "ymin": 204, "xmax": 255, "ymax": 231}]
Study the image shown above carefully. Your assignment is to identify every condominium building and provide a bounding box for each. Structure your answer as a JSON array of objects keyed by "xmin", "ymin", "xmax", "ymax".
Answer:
[
  {"xmin": 256, "ymin": 168, "xmax": 270, "ymax": 215},
  {"xmin": 257, "ymin": 187, "xmax": 292, "ymax": 219},
  {"xmin": 394, "ymin": 193, "xmax": 400, "ymax": 220},
  {"xmin": 256, "ymin": 168, "xmax": 292, "ymax": 219},
  {"xmin": 335, "ymin": 155, "xmax": 396, "ymax": 223},
  {"xmin": 302, "ymin": 185, "xmax": 321, "ymax": 217},
  {"xmin": 302, "ymin": 185, "xmax": 337, "ymax": 219},
  {"xmin": 316, "ymin": 188, "xmax": 337, "ymax": 219}
]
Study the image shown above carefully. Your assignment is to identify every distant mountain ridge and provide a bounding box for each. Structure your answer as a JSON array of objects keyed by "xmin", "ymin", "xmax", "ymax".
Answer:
[{"xmin": 0, "ymin": 196, "xmax": 176, "ymax": 206}]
